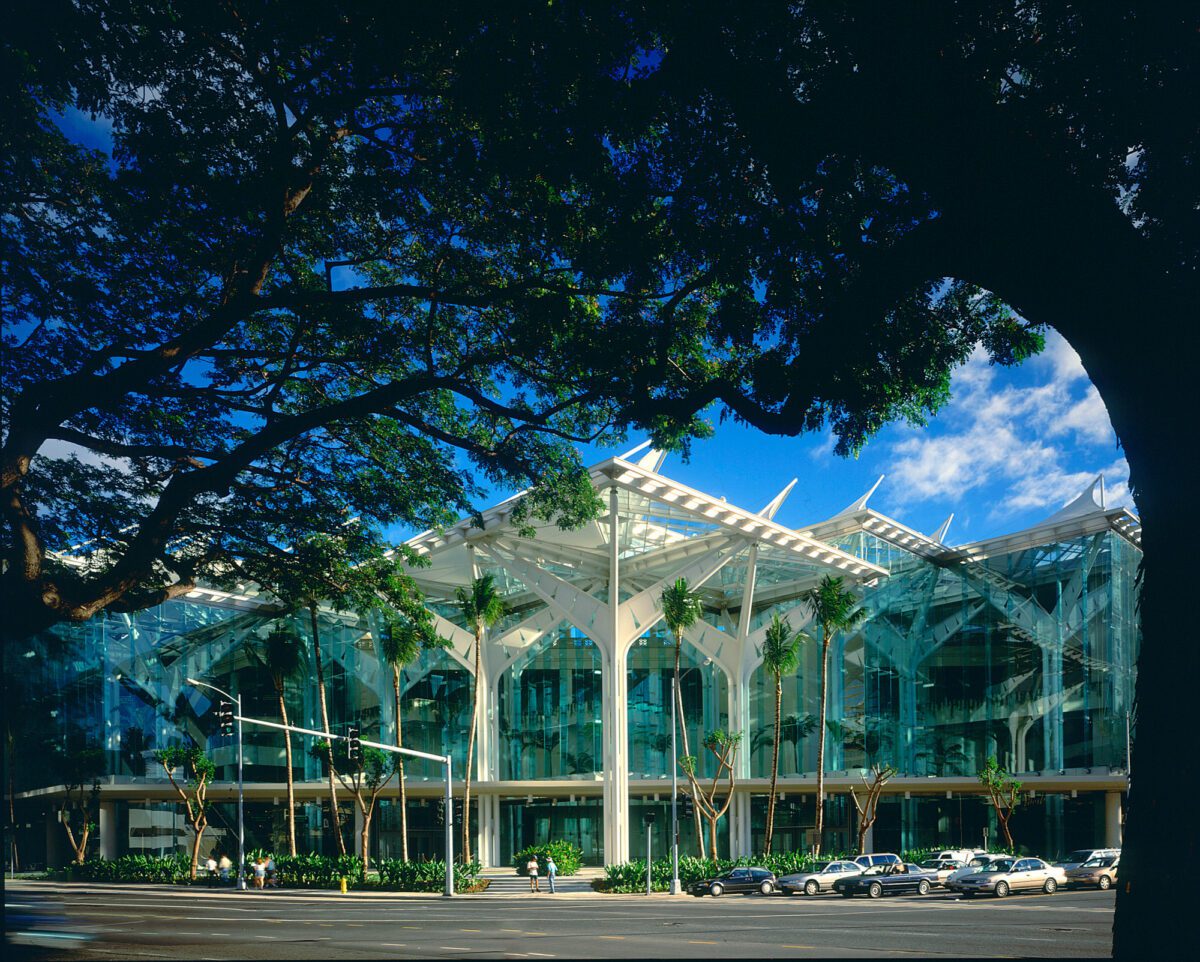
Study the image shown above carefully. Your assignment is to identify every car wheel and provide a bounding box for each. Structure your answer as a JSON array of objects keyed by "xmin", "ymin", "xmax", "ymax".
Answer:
[
  {"xmin": 917, "ymin": 880, "xmax": 930, "ymax": 895},
  {"xmin": 994, "ymin": 881, "xmax": 1009, "ymax": 898},
  {"xmin": 1043, "ymin": 878, "xmax": 1057, "ymax": 894},
  {"xmin": 868, "ymin": 882, "xmax": 883, "ymax": 899},
  {"xmin": 1099, "ymin": 876, "xmax": 1111, "ymax": 891},
  {"xmin": 804, "ymin": 879, "xmax": 819, "ymax": 896},
  {"xmin": 760, "ymin": 881, "xmax": 774, "ymax": 895},
  {"xmin": 710, "ymin": 883, "xmax": 723, "ymax": 897}
]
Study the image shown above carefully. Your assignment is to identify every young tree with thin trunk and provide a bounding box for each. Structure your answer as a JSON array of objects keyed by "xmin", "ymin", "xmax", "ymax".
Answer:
[
  {"xmin": 760, "ymin": 613, "xmax": 805, "ymax": 854},
  {"xmin": 979, "ymin": 755, "xmax": 1022, "ymax": 852},
  {"xmin": 154, "ymin": 746, "xmax": 215, "ymax": 879},
  {"xmin": 680, "ymin": 729, "xmax": 743, "ymax": 858},
  {"xmin": 313, "ymin": 742, "xmax": 396, "ymax": 875},
  {"xmin": 804, "ymin": 575, "xmax": 868, "ymax": 856},
  {"xmin": 379, "ymin": 617, "xmax": 449, "ymax": 861},
  {"xmin": 849, "ymin": 763, "xmax": 897, "ymax": 855},
  {"xmin": 455, "ymin": 574, "xmax": 506, "ymax": 863},
  {"xmin": 55, "ymin": 745, "xmax": 105, "ymax": 865},
  {"xmin": 250, "ymin": 624, "xmax": 304, "ymax": 856},
  {"xmin": 659, "ymin": 577, "xmax": 708, "ymax": 856}
]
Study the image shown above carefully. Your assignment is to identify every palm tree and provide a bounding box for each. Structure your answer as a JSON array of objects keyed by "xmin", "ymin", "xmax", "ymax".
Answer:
[
  {"xmin": 659, "ymin": 577, "xmax": 706, "ymax": 855},
  {"xmin": 379, "ymin": 621, "xmax": 422, "ymax": 861},
  {"xmin": 804, "ymin": 575, "xmax": 868, "ymax": 856},
  {"xmin": 760, "ymin": 613, "xmax": 805, "ymax": 854},
  {"xmin": 259, "ymin": 625, "xmax": 304, "ymax": 856},
  {"xmin": 455, "ymin": 573, "xmax": 506, "ymax": 862}
]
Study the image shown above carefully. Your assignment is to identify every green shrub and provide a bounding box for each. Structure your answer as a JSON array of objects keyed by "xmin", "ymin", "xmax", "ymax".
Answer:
[
  {"xmin": 376, "ymin": 858, "xmax": 482, "ymax": 891},
  {"xmin": 273, "ymin": 853, "xmax": 365, "ymax": 888},
  {"xmin": 76, "ymin": 853, "xmax": 192, "ymax": 883},
  {"xmin": 512, "ymin": 840, "xmax": 583, "ymax": 876}
]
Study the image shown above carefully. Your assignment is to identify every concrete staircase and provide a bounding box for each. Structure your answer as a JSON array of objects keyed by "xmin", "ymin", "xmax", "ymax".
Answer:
[{"xmin": 478, "ymin": 868, "xmax": 601, "ymax": 896}]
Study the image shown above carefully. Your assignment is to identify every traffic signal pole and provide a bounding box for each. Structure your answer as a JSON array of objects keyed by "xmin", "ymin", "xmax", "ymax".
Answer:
[
  {"xmin": 236, "ymin": 716, "xmax": 456, "ymax": 896},
  {"xmin": 235, "ymin": 693, "xmax": 245, "ymax": 891}
]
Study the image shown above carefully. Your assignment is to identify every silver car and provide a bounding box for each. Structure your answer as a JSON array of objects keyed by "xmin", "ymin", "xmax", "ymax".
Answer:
[
  {"xmin": 778, "ymin": 860, "xmax": 863, "ymax": 896},
  {"xmin": 945, "ymin": 854, "xmax": 1009, "ymax": 891},
  {"xmin": 956, "ymin": 857, "xmax": 1068, "ymax": 898}
]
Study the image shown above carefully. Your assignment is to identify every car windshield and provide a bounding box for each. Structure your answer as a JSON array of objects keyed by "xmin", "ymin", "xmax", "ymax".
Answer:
[
  {"xmin": 981, "ymin": 859, "xmax": 1014, "ymax": 873},
  {"xmin": 967, "ymin": 857, "xmax": 988, "ymax": 866},
  {"xmin": 862, "ymin": 865, "xmax": 887, "ymax": 876},
  {"xmin": 919, "ymin": 860, "xmax": 941, "ymax": 869},
  {"xmin": 1083, "ymin": 857, "xmax": 1115, "ymax": 868},
  {"xmin": 1063, "ymin": 850, "xmax": 1093, "ymax": 863}
]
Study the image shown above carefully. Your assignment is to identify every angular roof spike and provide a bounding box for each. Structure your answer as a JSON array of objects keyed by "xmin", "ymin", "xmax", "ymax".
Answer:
[
  {"xmin": 619, "ymin": 439, "xmax": 653, "ymax": 461},
  {"xmin": 834, "ymin": 475, "xmax": 885, "ymax": 517},
  {"xmin": 636, "ymin": 447, "xmax": 668, "ymax": 472},
  {"xmin": 932, "ymin": 513, "xmax": 954, "ymax": 544},
  {"xmin": 1039, "ymin": 475, "xmax": 1106, "ymax": 527},
  {"xmin": 758, "ymin": 478, "xmax": 798, "ymax": 520}
]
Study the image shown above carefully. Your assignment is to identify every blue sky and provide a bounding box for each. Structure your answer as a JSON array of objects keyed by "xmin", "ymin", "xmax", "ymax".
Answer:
[{"xmin": 566, "ymin": 329, "xmax": 1133, "ymax": 547}]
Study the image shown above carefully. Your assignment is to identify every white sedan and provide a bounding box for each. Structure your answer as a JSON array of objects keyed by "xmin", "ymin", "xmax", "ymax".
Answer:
[
  {"xmin": 778, "ymin": 860, "xmax": 863, "ymax": 896},
  {"xmin": 956, "ymin": 857, "xmax": 1068, "ymax": 898}
]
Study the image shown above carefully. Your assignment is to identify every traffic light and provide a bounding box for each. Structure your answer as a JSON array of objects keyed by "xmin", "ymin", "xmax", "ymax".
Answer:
[
  {"xmin": 680, "ymin": 792, "xmax": 695, "ymax": 819},
  {"xmin": 452, "ymin": 797, "xmax": 464, "ymax": 826},
  {"xmin": 217, "ymin": 700, "xmax": 234, "ymax": 737},
  {"xmin": 347, "ymin": 727, "xmax": 362, "ymax": 765}
]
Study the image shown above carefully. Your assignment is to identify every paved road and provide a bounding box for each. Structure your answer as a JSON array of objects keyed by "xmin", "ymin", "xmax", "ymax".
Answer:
[{"xmin": 5, "ymin": 882, "xmax": 1115, "ymax": 959}]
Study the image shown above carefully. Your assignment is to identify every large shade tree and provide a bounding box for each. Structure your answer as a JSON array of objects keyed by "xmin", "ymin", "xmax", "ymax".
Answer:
[{"xmin": 4, "ymin": 4, "xmax": 1192, "ymax": 949}]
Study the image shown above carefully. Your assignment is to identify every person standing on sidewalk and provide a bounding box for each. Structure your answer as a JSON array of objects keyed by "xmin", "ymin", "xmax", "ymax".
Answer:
[
  {"xmin": 526, "ymin": 856, "xmax": 540, "ymax": 893},
  {"xmin": 545, "ymin": 856, "xmax": 557, "ymax": 894}
]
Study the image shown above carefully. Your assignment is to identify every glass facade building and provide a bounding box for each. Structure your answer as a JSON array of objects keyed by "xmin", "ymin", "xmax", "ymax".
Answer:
[{"xmin": 5, "ymin": 448, "xmax": 1139, "ymax": 868}]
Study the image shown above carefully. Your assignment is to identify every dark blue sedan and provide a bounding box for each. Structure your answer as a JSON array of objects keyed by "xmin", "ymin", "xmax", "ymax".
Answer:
[{"xmin": 833, "ymin": 862, "xmax": 938, "ymax": 898}]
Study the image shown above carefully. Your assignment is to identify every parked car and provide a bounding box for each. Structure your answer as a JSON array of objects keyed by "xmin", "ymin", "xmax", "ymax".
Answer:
[
  {"xmin": 1055, "ymin": 848, "xmax": 1120, "ymax": 871},
  {"xmin": 1065, "ymin": 855, "xmax": 1120, "ymax": 890},
  {"xmin": 778, "ymin": 860, "xmax": 863, "ymax": 895},
  {"xmin": 955, "ymin": 857, "xmax": 1067, "ymax": 898},
  {"xmin": 918, "ymin": 858, "xmax": 967, "ymax": 886},
  {"xmin": 689, "ymin": 867, "xmax": 778, "ymax": 897},
  {"xmin": 853, "ymin": 852, "xmax": 902, "ymax": 869},
  {"xmin": 833, "ymin": 862, "xmax": 938, "ymax": 899},
  {"xmin": 945, "ymin": 854, "xmax": 1010, "ymax": 891},
  {"xmin": 933, "ymin": 848, "xmax": 977, "ymax": 863}
]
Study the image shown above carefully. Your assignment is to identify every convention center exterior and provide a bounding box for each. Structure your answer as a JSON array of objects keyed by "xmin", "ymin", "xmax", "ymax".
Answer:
[{"xmin": 6, "ymin": 444, "xmax": 1140, "ymax": 868}]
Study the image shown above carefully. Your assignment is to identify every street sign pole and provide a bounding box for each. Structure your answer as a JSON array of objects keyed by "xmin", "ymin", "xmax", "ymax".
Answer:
[{"xmin": 235, "ymin": 693, "xmax": 245, "ymax": 891}]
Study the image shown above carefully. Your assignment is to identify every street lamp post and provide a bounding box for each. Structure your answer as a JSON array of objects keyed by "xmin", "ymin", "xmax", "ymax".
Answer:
[{"xmin": 185, "ymin": 678, "xmax": 245, "ymax": 891}]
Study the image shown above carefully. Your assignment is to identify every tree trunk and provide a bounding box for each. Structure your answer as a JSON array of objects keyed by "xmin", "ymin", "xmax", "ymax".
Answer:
[
  {"xmin": 7, "ymin": 761, "xmax": 18, "ymax": 872},
  {"xmin": 462, "ymin": 630, "xmax": 481, "ymax": 863},
  {"xmin": 360, "ymin": 807, "xmax": 372, "ymax": 876},
  {"xmin": 310, "ymin": 605, "xmax": 345, "ymax": 855},
  {"xmin": 814, "ymin": 634, "xmax": 830, "ymax": 856},
  {"xmin": 60, "ymin": 803, "xmax": 88, "ymax": 864},
  {"xmin": 765, "ymin": 675, "xmax": 782, "ymax": 854},
  {"xmin": 275, "ymin": 680, "xmax": 297, "ymax": 857},
  {"xmin": 676, "ymin": 638, "xmax": 700, "ymax": 854},
  {"xmin": 393, "ymin": 669, "xmax": 409, "ymax": 862},
  {"xmin": 189, "ymin": 819, "xmax": 206, "ymax": 879},
  {"xmin": 708, "ymin": 814, "xmax": 718, "ymax": 860}
]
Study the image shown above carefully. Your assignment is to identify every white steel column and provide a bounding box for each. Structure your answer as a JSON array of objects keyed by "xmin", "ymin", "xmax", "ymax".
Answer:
[
  {"xmin": 100, "ymin": 801, "xmax": 119, "ymax": 860},
  {"xmin": 601, "ymin": 485, "xmax": 630, "ymax": 865},
  {"xmin": 477, "ymin": 791, "xmax": 496, "ymax": 867},
  {"xmin": 1105, "ymin": 791, "xmax": 1123, "ymax": 847}
]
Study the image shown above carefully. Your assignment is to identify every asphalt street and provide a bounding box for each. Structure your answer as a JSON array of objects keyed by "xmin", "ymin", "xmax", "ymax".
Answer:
[{"xmin": 5, "ymin": 881, "xmax": 1115, "ymax": 959}]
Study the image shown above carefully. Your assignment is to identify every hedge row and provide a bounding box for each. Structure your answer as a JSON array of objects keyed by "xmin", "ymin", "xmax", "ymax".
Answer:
[{"xmin": 73, "ymin": 853, "xmax": 482, "ymax": 890}]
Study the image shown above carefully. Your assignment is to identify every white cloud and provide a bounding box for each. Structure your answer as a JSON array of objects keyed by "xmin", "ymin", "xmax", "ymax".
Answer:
[
  {"xmin": 881, "ymin": 333, "xmax": 1129, "ymax": 523},
  {"xmin": 808, "ymin": 430, "xmax": 837, "ymax": 461}
]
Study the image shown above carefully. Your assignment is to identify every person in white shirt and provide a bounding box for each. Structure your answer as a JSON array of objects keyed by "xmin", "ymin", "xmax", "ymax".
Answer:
[{"xmin": 526, "ymin": 857, "xmax": 540, "ymax": 893}]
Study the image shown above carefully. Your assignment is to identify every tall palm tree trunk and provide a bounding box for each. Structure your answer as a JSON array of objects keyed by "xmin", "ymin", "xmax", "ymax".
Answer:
[
  {"xmin": 814, "ymin": 634, "xmax": 830, "ymax": 856},
  {"xmin": 275, "ymin": 679, "xmax": 297, "ymax": 856},
  {"xmin": 765, "ymin": 675, "xmax": 782, "ymax": 854},
  {"xmin": 673, "ymin": 638, "xmax": 705, "ymax": 857},
  {"xmin": 392, "ymin": 668, "xmax": 409, "ymax": 862},
  {"xmin": 310, "ymin": 605, "xmax": 346, "ymax": 855},
  {"xmin": 462, "ymin": 632, "xmax": 481, "ymax": 863}
]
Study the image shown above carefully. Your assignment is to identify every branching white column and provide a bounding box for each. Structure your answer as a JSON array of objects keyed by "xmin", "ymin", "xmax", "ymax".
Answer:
[
  {"xmin": 602, "ymin": 486, "xmax": 631, "ymax": 864},
  {"xmin": 1105, "ymin": 791, "xmax": 1123, "ymax": 847}
]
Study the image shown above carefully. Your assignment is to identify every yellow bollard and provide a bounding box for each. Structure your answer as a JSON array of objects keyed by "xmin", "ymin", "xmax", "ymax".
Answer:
[{"xmin": 339, "ymin": 876, "xmax": 348, "ymax": 894}]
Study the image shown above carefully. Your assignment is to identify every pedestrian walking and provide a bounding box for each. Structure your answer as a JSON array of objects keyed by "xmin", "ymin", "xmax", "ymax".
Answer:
[
  {"xmin": 265, "ymin": 855, "xmax": 277, "ymax": 888},
  {"xmin": 252, "ymin": 857, "xmax": 266, "ymax": 890},
  {"xmin": 526, "ymin": 856, "xmax": 540, "ymax": 893},
  {"xmin": 218, "ymin": 853, "xmax": 232, "ymax": 881},
  {"xmin": 204, "ymin": 855, "xmax": 218, "ymax": 886},
  {"xmin": 546, "ymin": 855, "xmax": 557, "ymax": 894}
]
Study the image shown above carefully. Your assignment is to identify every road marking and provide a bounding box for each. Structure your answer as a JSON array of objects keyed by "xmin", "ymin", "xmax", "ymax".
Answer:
[
  {"xmin": 501, "ymin": 928, "xmax": 523, "ymax": 932},
  {"xmin": 461, "ymin": 928, "xmax": 482, "ymax": 932},
  {"xmin": 688, "ymin": 940, "xmax": 718, "ymax": 945},
  {"xmin": 782, "ymin": 946, "xmax": 814, "ymax": 950},
  {"xmin": 527, "ymin": 953, "xmax": 555, "ymax": 958},
  {"xmin": 598, "ymin": 935, "xmax": 624, "ymax": 940},
  {"xmin": 254, "ymin": 935, "xmax": 278, "ymax": 940},
  {"xmin": 524, "ymin": 931, "xmax": 547, "ymax": 935},
  {"xmin": 380, "ymin": 943, "xmax": 407, "ymax": 948},
  {"xmin": 440, "ymin": 947, "xmax": 472, "ymax": 952}
]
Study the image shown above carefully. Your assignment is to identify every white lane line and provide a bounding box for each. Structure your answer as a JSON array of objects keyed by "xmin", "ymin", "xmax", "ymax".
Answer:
[{"xmin": 440, "ymin": 947, "xmax": 472, "ymax": 952}]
